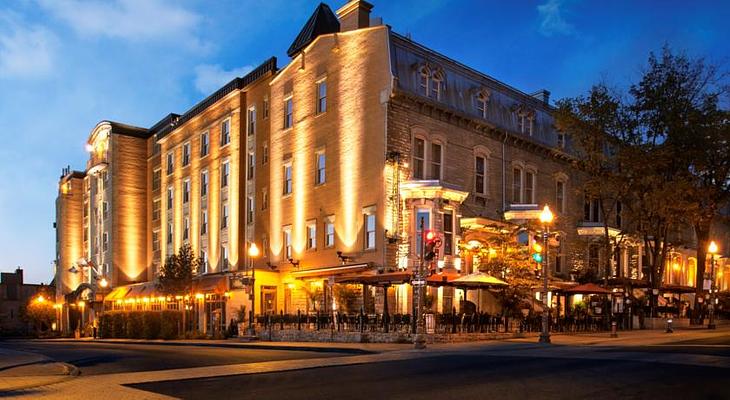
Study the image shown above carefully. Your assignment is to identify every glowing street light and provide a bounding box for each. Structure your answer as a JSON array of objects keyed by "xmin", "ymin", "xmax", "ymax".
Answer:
[
  {"xmin": 708, "ymin": 241, "xmax": 719, "ymax": 329},
  {"xmin": 247, "ymin": 242, "xmax": 260, "ymax": 336},
  {"xmin": 99, "ymin": 277, "xmax": 109, "ymax": 288},
  {"xmin": 539, "ymin": 205, "xmax": 553, "ymax": 344},
  {"xmin": 35, "ymin": 295, "xmax": 46, "ymax": 304}
]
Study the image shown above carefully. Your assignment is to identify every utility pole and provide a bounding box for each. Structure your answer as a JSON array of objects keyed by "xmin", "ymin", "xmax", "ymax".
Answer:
[{"xmin": 413, "ymin": 217, "xmax": 426, "ymax": 349}]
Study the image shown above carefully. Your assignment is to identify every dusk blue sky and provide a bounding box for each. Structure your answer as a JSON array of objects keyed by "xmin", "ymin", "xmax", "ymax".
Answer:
[{"xmin": 1, "ymin": 0, "xmax": 728, "ymax": 284}]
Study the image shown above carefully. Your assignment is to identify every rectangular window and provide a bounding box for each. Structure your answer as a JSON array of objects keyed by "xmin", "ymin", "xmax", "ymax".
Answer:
[
  {"xmin": 556, "ymin": 181, "xmax": 565, "ymax": 214},
  {"xmin": 200, "ymin": 170, "xmax": 208, "ymax": 197},
  {"xmin": 220, "ymin": 119, "xmax": 230, "ymax": 146},
  {"xmin": 152, "ymin": 199, "xmax": 161, "ymax": 221},
  {"xmin": 221, "ymin": 203, "xmax": 229, "ymax": 229},
  {"xmin": 200, "ymin": 132, "xmax": 209, "ymax": 157},
  {"xmin": 262, "ymin": 142, "xmax": 269, "ymax": 165},
  {"xmin": 221, "ymin": 161, "xmax": 229, "ymax": 188},
  {"xmin": 167, "ymin": 186, "xmax": 174, "ymax": 209},
  {"xmin": 476, "ymin": 96, "xmax": 487, "ymax": 118},
  {"xmin": 166, "ymin": 152, "xmax": 174, "ymax": 175},
  {"xmin": 261, "ymin": 187, "xmax": 268, "ymax": 210},
  {"xmin": 430, "ymin": 142, "xmax": 442, "ymax": 180},
  {"xmin": 283, "ymin": 96, "xmax": 293, "ymax": 129},
  {"xmin": 263, "ymin": 97, "xmax": 269, "ymax": 119},
  {"xmin": 475, "ymin": 156, "xmax": 486, "ymax": 195},
  {"xmin": 584, "ymin": 197, "xmax": 601, "ymax": 223},
  {"xmin": 247, "ymin": 107, "xmax": 256, "ymax": 136},
  {"xmin": 512, "ymin": 168, "xmax": 522, "ymax": 203},
  {"xmin": 316, "ymin": 79, "xmax": 327, "ymax": 114},
  {"xmin": 199, "ymin": 250, "xmax": 208, "ymax": 274},
  {"xmin": 443, "ymin": 211, "xmax": 453, "ymax": 256},
  {"xmin": 315, "ymin": 151, "xmax": 326, "ymax": 185},
  {"xmin": 415, "ymin": 209, "xmax": 430, "ymax": 256},
  {"xmin": 167, "ymin": 222, "xmax": 173, "ymax": 244},
  {"xmin": 247, "ymin": 152, "xmax": 255, "ymax": 180},
  {"xmin": 201, "ymin": 210, "xmax": 208, "ymax": 235},
  {"xmin": 152, "ymin": 230, "xmax": 160, "ymax": 252},
  {"xmin": 364, "ymin": 210, "xmax": 376, "ymax": 250},
  {"xmin": 247, "ymin": 196, "xmax": 254, "ymax": 224},
  {"xmin": 102, "ymin": 232, "xmax": 108, "ymax": 252},
  {"xmin": 182, "ymin": 179, "xmax": 190, "ymax": 204},
  {"xmin": 325, "ymin": 216, "xmax": 335, "ymax": 248},
  {"xmin": 430, "ymin": 78, "xmax": 440, "ymax": 100},
  {"xmin": 102, "ymin": 201, "xmax": 108, "ymax": 220},
  {"xmin": 419, "ymin": 72, "xmax": 428, "ymax": 96},
  {"xmin": 152, "ymin": 168, "xmax": 161, "ymax": 191},
  {"xmin": 182, "ymin": 142, "xmax": 190, "ymax": 166},
  {"xmin": 525, "ymin": 171, "xmax": 535, "ymax": 204},
  {"xmin": 183, "ymin": 217, "xmax": 190, "ymax": 241},
  {"xmin": 221, "ymin": 244, "xmax": 229, "ymax": 270},
  {"xmin": 283, "ymin": 226, "xmax": 292, "ymax": 259},
  {"xmin": 413, "ymin": 138, "xmax": 425, "ymax": 180},
  {"xmin": 283, "ymin": 163, "xmax": 292, "ymax": 195},
  {"xmin": 306, "ymin": 220, "xmax": 317, "ymax": 250}
]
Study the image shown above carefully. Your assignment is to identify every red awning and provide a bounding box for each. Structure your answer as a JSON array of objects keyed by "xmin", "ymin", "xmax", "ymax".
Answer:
[
  {"xmin": 192, "ymin": 274, "xmax": 228, "ymax": 294},
  {"xmin": 336, "ymin": 272, "xmax": 410, "ymax": 285},
  {"xmin": 564, "ymin": 282, "xmax": 611, "ymax": 295}
]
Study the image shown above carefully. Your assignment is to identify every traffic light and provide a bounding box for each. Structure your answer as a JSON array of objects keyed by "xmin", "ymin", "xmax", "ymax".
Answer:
[
  {"xmin": 532, "ymin": 241, "xmax": 543, "ymax": 263},
  {"xmin": 423, "ymin": 230, "xmax": 441, "ymax": 262}
]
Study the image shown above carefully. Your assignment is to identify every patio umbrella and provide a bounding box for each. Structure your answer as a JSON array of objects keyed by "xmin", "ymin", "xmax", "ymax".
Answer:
[
  {"xmin": 451, "ymin": 272, "xmax": 508, "ymax": 288},
  {"xmin": 563, "ymin": 282, "xmax": 611, "ymax": 295}
]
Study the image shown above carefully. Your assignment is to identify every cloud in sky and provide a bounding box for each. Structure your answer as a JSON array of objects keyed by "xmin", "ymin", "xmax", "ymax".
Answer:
[
  {"xmin": 537, "ymin": 0, "xmax": 575, "ymax": 37},
  {"xmin": 193, "ymin": 64, "xmax": 254, "ymax": 94},
  {"xmin": 37, "ymin": 0, "xmax": 202, "ymax": 43},
  {"xmin": 0, "ymin": 12, "xmax": 57, "ymax": 79}
]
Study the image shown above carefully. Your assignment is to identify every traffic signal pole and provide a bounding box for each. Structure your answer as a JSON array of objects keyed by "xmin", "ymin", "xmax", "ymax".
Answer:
[{"xmin": 414, "ymin": 217, "xmax": 427, "ymax": 349}]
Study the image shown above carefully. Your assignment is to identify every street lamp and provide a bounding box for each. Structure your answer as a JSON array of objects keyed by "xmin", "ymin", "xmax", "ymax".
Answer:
[
  {"xmin": 247, "ymin": 242, "xmax": 260, "ymax": 336},
  {"xmin": 35, "ymin": 294, "xmax": 46, "ymax": 304},
  {"xmin": 539, "ymin": 205, "xmax": 554, "ymax": 344},
  {"xmin": 708, "ymin": 241, "xmax": 718, "ymax": 329}
]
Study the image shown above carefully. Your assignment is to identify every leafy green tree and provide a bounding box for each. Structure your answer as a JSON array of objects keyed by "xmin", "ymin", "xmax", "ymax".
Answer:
[
  {"xmin": 157, "ymin": 244, "xmax": 200, "ymax": 296},
  {"xmin": 24, "ymin": 294, "xmax": 56, "ymax": 335}
]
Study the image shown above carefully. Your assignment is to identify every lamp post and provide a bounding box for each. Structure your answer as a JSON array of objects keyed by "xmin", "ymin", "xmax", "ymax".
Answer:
[
  {"xmin": 247, "ymin": 242, "xmax": 260, "ymax": 336},
  {"xmin": 708, "ymin": 241, "xmax": 718, "ymax": 330},
  {"xmin": 539, "ymin": 205, "xmax": 554, "ymax": 344}
]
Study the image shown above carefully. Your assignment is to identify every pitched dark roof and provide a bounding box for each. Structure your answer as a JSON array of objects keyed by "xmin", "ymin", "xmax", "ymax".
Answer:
[
  {"xmin": 106, "ymin": 121, "xmax": 152, "ymax": 139},
  {"xmin": 287, "ymin": 3, "xmax": 340, "ymax": 57},
  {"xmin": 155, "ymin": 57, "xmax": 278, "ymax": 140}
]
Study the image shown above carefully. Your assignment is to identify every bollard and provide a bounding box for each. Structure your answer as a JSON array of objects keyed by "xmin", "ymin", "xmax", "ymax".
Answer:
[
  {"xmin": 297, "ymin": 309, "xmax": 302, "ymax": 331},
  {"xmin": 610, "ymin": 320, "xmax": 618, "ymax": 338},
  {"xmin": 666, "ymin": 318, "xmax": 673, "ymax": 333},
  {"xmin": 280, "ymin": 310, "xmax": 284, "ymax": 330}
]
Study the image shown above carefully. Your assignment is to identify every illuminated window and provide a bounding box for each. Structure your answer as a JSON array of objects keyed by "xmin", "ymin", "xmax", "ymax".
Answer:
[
  {"xmin": 200, "ymin": 131, "xmax": 209, "ymax": 157},
  {"xmin": 166, "ymin": 152, "xmax": 174, "ymax": 175},
  {"xmin": 443, "ymin": 210, "xmax": 453, "ymax": 256},
  {"xmin": 430, "ymin": 142, "xmax": 442, "ymax": 180},
  {"xmin": 182, "ymin": 142, "xmax": 191, "ymax": 166},
  {"xmin": 525, "ymin": 170, "xmax": 535, "ymax": 204},
  {"xmin": 261, "ymin": 187, "xmax": 268, "ymax": 210},
  {"xmin": 283, "ymin": 163, "xmax": 292, "ymax": 195},
  {"xmin": 283, "ymin": 96, "xmax": 293, "ymax": 129},
  {"xmin": 512, "ymin": 167, "xmax": 522, "ymax": 204},
  {"xmin": 182, "ymin": 179, "xmax": 190, "ymax": 204},
  {"xmin": 283, "ymin": 225, "xmax": 292, "ymax": 259},
  {"xmin": 183, "ymin": 216, "xmax": 190, "ymax": 241},
  {"xmin": 475, "ymin": 155, "xmax": 486, "ymax": 195},
  {"xmin": 262, "ymin": 142, "xmax": 269, "ymax": 165},
  {"xmin": 247, "ymin": 106, "xmax": 256, "ymax": 136},
  {"xmin": 556, "ymin": 180, "xmax": 565, "ymax": 214},
  {"xmin": 221, "ymin": 203, "xmax": 229, "ymax": 229},
  {"xmin": 167, "ymin": 186, "xmax": 174, "ymax": 209},
  {"xmin": 200, "ymin": 170, "xmax": 208, "ymax": 197},
  {"xmin": 325, "ymin": 215, "xmax": 335, "ymax": 248},
  {"xmin": 152, "ymin": 199, "xmax": 161, "ymax": 221},
  {"xmin": 316, "ymin": 79, "xmax": 327, "ymax": 114},
  {"xmin": 364, "ymin": 208, "xmax": 376, "ymax": 250},
  {"xmin": 315, "ymin": 151, "xmax": 326, "ymax": 185},
  {"xmin": 201, "ymin": 210, "xmax": 208, "ymax": 235},
  {"xmin": 413, "ymin": 137, "xmax": 425, "ymax": 179},
  {"xmin": 220, "ymin": 119, "xmax": 230, "ymax": 146},
  {"xmin": 152, "ymin": 168, "xmax": 161, "ymax": 191},
  {"xmin": 248, "ymin": 152, "xmax": 255, "ymax": 180},
  {"xmin": 306, "ymin": 220, "xmax": 317, "ymax": 250},
  {"xmin": 247, "ymin": 196, "xmax": 254, "ymax": 224},
  {"xmin": 221, "ymin": 161, "xmax": 230, "ymax": 188},
  {"xmin": 263, "ymin": 97, "xmax": 269, "ymax": 119}
]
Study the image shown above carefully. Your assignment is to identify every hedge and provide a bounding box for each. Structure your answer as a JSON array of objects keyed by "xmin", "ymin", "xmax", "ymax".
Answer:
[{"xmin": 99, "ymin": 311, "xmax": 183, "ymax": 340}]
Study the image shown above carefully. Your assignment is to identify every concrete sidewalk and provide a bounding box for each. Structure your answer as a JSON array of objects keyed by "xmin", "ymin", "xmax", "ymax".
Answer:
[{"xmin": 0, "ymin": 348, "xmax": 78, "ymax": 393}]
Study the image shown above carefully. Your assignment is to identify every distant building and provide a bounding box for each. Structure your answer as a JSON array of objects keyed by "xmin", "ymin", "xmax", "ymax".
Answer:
[{"xmin": 0, "ymin": 268, "xmax": 53, "ymax": 335}]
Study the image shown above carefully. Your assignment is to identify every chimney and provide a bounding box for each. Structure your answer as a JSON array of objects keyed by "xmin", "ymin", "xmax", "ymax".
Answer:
[
  {"xmin": 337, "ymin": 0, "xmax": 373, "ymax": 32},
  {"xmin": 530, "ymin": 89, "xmax": 551, "ymax": 105}
]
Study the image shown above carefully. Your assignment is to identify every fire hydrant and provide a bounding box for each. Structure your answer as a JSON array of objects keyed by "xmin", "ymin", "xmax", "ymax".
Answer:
[{"xmin": 666, "ymin": 318, "xmax": 673, "ymax": 333}]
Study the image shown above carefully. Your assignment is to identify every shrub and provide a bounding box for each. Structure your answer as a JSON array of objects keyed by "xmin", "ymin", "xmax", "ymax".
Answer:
[
  {"xmin": 160, "ymin": 311, "xmax": 180, "ymax": 340},
  {"xmin": 142, "ymin": 312, "xmax": 161, "ymax": 339},
  {"xmin": 111, "ymin": 312, "xmax": 126, "ymax": 338},
  {"xmin": 126, "ymin": 312, "xmax": 144, "ymax": 339}
]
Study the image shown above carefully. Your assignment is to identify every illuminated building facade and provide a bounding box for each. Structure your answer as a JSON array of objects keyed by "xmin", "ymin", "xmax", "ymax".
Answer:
[{"xmin": 55, "ymin": 1, "xmax": 729, "ymax": 333}]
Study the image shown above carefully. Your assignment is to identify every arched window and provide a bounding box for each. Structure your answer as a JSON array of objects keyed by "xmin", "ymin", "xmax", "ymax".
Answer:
[
  {"xmin": 475, "ymin": 89, "xmax": 490, "ymax": 118},
  {"xmin": 430, "ymin": 70, "xmax": 443, "ymax": 100},
  {"xmin": 418, "ymin": 66, "xmax": 430, "ymax": 97}
]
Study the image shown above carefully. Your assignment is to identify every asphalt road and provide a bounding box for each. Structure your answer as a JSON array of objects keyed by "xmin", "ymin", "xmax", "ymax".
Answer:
[
  {"xmin": 130, "ymin": 353, "xmax": 730, "ymax": 400},
  {"xmin": 0, "ymin": 341, "xmax": 346, "ymax": 376}
]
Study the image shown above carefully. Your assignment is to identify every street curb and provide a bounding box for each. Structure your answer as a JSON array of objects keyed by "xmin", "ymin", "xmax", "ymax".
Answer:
[
  {"xmin": 34, "ymin": 339, "xmax": 376, "ymax": 355},
  {"xmin": 61, "ymin": 362, "xmax": 81, "ymax": 376}
]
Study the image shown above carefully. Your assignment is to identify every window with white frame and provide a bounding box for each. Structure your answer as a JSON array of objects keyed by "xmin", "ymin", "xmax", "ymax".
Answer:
[
  {"xmin": 220, "ymin": 119, "xmax": 230, "ymax": 146},
  {"xmin": 306, "ymin": 220, "xmax": 317, "ymax": 250},
  {"xmin": 475, "ymin": 91, "xmax": 489, "ymax": 118},
  {"xmin": 430, "ymin": 142, "xmax": 442, "ymax": 180},
  {"xmin": 200, "ymin": 131, "xmax": 209, "ymax": 157},
  {"xmin": 283, "ymin": 96, "xmax": 293, "ymax": 129},
  {"xmin": 152, "ymin": 199, "xmax": 161, "ymax": 221},
  {"xmin": 152, "ymin": 168, "xmax": 161, "ymax": 190},
  {"xmin": 475, "ymin": 155, "xmax": 487, "ymax": 195},
  {"xmin": 524, "ymin": 170, "xmax": 535, "ymax": 204},
  {"xmin": 221, "ymin": 203, "xmax": 229, "ymax": 229},
  {"xmin": 221, "ymin": 244, "xmax": 229, "ymax": 270},
  {"xmin": 247, "ymin": 152, "xmax": 255, "ymax": 180},
  {"xmin": 247, "ymin": 196, "xmax": 254, "ymax": 224},
  {"xmin": 556, "ymin": 180, "xmax": 566, "ymax": 214},
  {"xmin": 283, "ymin": 225, "xmax": 292, "ymax": 259},
  {"xmin": 247, "ymin": 106, "xmax": 256, "ymax": 136},
  {"xmin": 200, "ymin": 170, "xmax": 208, "ymax": 197},
  {"xmin": 201, "ymin": 210, "xmax": 208, "ymax": 235},
  {"xmin": 152, "ymin": 230, "xmax": 160, "ymax": 252},
  {"xmin": 316, "ymin": 79, "xmax": 327, "ymax": 114},
  {"xmin": 199, "ymin": 249, "xmax": 208, "ymax": 274},
  {"xmin": 167, "ymin": 221, "xmax": 173, "ymax": 244},
  {"xmin": 166, "ymin": 152, "xmax": 174, "ymax": 175},
  {"xmin": 584, "ymin": 196, "xmax": 601, "ymax": 223},
  {"xmin": 315, "ymin": 151, "xmax": 326, "ymax": 185},
  {"xmin": 261, "ymin": 187, "xmax": 268, "ymax": 210},
  {"xmin": 183, "ymin": 216, "xmax": 190, "ymax": 241},
  {"xmin": 167, "ymin": 186, "xmax": 174, "ymax": 209},
  {"xmin": 430, "ymin": 72, "xmax": 442, "ymax": 100},
  {"xmin": 443, "ymin": 210, "xmax": 454, "ymax": 256},
  {"xmin": 418, "ymin": 66, "xmax": 429, "ymax": 96},
  {"xmin": 221, "ymin": 161, "xmax": 229, "ymax": 188},
  {"xmin": 364, "ymin": 207, "xmax": 376, "ymax": 250},
  {"xmin": 512, "ymin": 167, "xmax": 522, "ymax": 204},
  {"xmin": 182, "ymin": 142, "xmax": 190, "ymax": 166},
  {"xmin": 182, "ymin": 178, "xmax": 190, "ymax": 204},
  {"xmin": 324, "ymin": 215, "xmax": 335, "ymax": 248},
  {"xmin": 413, "ymin": 137, "xmax": 425, "ymax": 179},
  {"xmin": 517, "ymin": 112, "xmax": 533, "ymax": 135},
  {"xmin": 283, "ymin": 162, "xmax": 292, "ymax": 195}
]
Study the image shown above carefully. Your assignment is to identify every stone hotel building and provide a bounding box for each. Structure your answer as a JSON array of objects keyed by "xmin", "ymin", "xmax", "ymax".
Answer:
[{"xmin": 54, "ymin": 1, "xmax": 729, "ymax": 333}]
